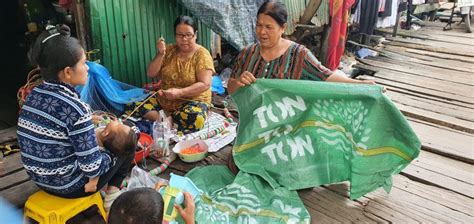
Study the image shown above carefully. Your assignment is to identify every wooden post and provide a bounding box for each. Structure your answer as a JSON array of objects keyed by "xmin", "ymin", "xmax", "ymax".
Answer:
[
  {"xmin": 211, "ymin": 33, "xmax": 221, "ymax": 59},
  {"xmin": 406, "ymin": 0, "xmax": 413, "ymax": 30},
  {"xmin": 392, "ymin": 11, "xmax": 402, "ymax": 37},
  {"xmin": 319, "ymin": 25, "xmax": 330, "ymax": 66},
  {"xmin": 299, "ymin": 0, "xmax": 323, "ymax": 25},
  {"xmin": 73, "ymin": 0, "xmax": 88, "ymax": 50}
]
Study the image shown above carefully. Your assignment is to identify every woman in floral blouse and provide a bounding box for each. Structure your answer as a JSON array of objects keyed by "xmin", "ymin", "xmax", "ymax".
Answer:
[{"xmin": 136, "ymin": 15, "xmax": 214, "ymax": 134}]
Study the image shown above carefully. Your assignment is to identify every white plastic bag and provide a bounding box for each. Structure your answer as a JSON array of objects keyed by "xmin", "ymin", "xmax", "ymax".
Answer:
[{"xmin": 127, "ymin": 166, "xmax": 168, "ymax": 191}]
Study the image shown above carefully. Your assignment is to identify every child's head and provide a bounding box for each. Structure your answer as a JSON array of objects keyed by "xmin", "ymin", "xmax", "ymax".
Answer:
[
  {"xmin": 108, "ymin": 188, "xmax": 164, "ymax": 224},
  {"xmin": 30, "ymin": 24, "xmax": 88, "ymax": 86},
  {"xmin": 98, "ymin": 120, "xmax": 138, "ymax": 157}
]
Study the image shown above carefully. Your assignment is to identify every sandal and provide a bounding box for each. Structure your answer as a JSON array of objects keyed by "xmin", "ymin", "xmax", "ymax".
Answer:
[{"xmin": 0, "ymin": 144, "xmax": 20, "ymax": 156}]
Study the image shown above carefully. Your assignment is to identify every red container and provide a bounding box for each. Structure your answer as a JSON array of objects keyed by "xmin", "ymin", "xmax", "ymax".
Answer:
[{"xmin": 133, "ymin": 133, "xmax": 153, "ymax": 164}]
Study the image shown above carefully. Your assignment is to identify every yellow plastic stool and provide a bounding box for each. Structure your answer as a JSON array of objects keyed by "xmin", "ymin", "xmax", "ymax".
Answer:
[{"xmin": 24, "ymin": 191, "xmax": 107, "ymax": 224}]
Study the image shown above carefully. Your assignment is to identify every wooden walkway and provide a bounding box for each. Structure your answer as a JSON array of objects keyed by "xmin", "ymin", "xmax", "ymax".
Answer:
[{"xmin": 1, "ymin": 21, "xmax": 473, "ymax": 223}]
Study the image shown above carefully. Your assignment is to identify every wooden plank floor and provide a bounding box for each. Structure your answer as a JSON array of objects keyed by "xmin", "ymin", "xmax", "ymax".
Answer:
[{"xmin": 1, "ymin": 21, "xmax": 473, "ymax": 223}]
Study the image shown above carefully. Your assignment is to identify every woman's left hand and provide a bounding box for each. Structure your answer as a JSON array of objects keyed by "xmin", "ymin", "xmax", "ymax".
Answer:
[
  {"xmin": 359, "ymin": 80, "xmax": 387, "ymax": 92},
  {"xmin": 360, "ymin": 80, "xmax": 376, "ymax": 85},
  {"xmin": 160, "ymin": 88, "xmax": 183, "ymax": 100}
]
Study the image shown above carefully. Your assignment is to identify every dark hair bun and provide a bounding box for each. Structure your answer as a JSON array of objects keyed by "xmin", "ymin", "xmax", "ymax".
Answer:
[
  {"xmin": 29, "ymin": 24, "xmax": 82, "ymax": 81},
  {"xmin": 57, "ymin": 24, "xmax": 71, "ymax": 37}
]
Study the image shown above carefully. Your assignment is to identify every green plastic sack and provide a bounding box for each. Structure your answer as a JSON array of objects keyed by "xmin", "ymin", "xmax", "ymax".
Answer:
[
  {"xmin": 231, "ymin": 79, "xmax": 421, "ymax": 199},
  {"xmin": 186, "ymin": 166, "xmax": 310, "ymax": 224}
]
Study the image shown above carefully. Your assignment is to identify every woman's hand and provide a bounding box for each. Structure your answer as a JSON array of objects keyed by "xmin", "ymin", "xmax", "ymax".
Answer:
[
  {"xmin": 175, "ymin": 192, "xmax": 195, "ymax": 224},
  {"xmin": 156, "ymin": 37, "xmax": 166, "ymax": 56},
  {"xmin": 160, "ymin": 88, "xmax": 183, "ymax": 100},
  {"xmin": 357, "ymin": 79, "xmax": 387, "ymax": 92},
  {"xmin": 148, "ymin": 38, "xmax": 166, "ymax": 77},
  {"xmin": 238, "ymin": 71, "xmax": 257, "ymax": 85},
  {"xmin": 228, "ymin": 71, "xmax": 256, "ymax": 94}
]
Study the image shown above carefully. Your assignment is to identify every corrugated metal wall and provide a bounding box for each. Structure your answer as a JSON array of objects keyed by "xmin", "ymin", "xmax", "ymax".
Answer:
[
  {"xmin": 314, "ymin": 0, "xmax": 330, "ymax": 26},
  {"xmin": 281, "ymin": 0, "xmax": 329, "ymax": 34},
  {"xmin": 282, "ymin": 0, "xmax": 310, "ymax": 34},
  {"xmin": 87, "ymin": 0, "xmax": 212, "ymax": 86}
]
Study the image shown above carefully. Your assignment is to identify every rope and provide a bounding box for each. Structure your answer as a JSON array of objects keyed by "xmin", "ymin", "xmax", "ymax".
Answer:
[
  {"xmin": 149, "ymin": 157, "xmax": 173, "ymax": 176},
  {"xmin": 123, "ymin": 89, "xmax": 211, "ymax": 121},
  {"xmin": 92, "ymin": 111, "xmax": 117, "ymax": 120},
  {"xmin": 199, "ymin": 126, "xmax": 226, "ymax": 139},
  {"xmin": 17, "ymin": 68, "xmax": 43, "ymax": 108},
  {"xmin": 123, "ymin": 91, "xmax": 160, "ymax": 121},
  {"xmin": 120, "ymin": 156, "xmax": 175, "ymax": 188},
  {"xmin": 222, "ymin": 96, "xmax": 236, "ymax": 123}
]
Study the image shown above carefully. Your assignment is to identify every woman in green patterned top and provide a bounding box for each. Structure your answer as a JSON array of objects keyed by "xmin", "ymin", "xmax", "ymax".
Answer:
[{"xmin": 228, "ymin": 0, "xmax": 374, "ymax": 94}]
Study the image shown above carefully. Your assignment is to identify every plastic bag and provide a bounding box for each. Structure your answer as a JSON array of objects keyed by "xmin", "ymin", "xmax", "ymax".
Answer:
[
  {"xmin": 232, "ymin": 79, "xmax": 420, "ymax": 199},
  {"xmin": 127, "ymin": 166, "xmax": 168, "ymax": 191},
  {"xmin": 76, "ymin": 62, "xmax": 149, "ymax": 115},
  {"xmin": 186, "ymin": 166, "xmax": 310, "ymax": 224},
  {"xmin": 219, "ymin": 67, "xmax": 232, "ymax": 88},
  {"xmin": 211, "ymin": 76, "xmax": 225, "ymax": 94},
  {"xmin": 152, "ymin": 110, "xmax": 171, "ymax": 157}
]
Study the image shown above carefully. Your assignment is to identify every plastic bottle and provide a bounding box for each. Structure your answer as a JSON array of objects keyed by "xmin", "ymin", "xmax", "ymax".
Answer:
[
  {"xmin": 152, "ymin": 110, "xmax": 171, "ymax": 157},
  {"xmin": 219, "ymin": 68, "xmax": 232, "ymax": 88}
]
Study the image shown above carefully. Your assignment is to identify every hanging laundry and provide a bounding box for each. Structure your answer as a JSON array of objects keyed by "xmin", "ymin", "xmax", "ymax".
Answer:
[
  {"xmin": 379, "ymin": 0, "xmax": 393, "ymax": 17},
  {"xmin": 325, "ymin": 0, "xmax": 356, "ymax": 70},
  {"xmin": 358, "ymin": 0, "xmax": 380, "ymax": 36},
  {"xmin": 412, "ymin": 0, "xmax": 425, "ymax": 5},
  {"xmin": 377, "ymin": 0, "xmax": 398, "ymax": 28},
  {"xmin": 351, "ymin": 0, "xmax": 361, "ymax": 24},
  {"xmin": 379, "ymin": 0, "xmax": 387, "ymax": 12}
]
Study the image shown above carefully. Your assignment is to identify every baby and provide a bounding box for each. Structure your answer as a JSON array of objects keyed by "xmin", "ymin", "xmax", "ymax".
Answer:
[{"xmin": 84, "ymin": 117, "xmax": 139, "ymax": 192}]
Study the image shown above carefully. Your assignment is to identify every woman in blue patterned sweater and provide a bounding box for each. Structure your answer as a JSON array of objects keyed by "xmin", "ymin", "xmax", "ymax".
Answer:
[{"xmin": 17, "ymin": 25, "xmax": 133, "ymax": 210}]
